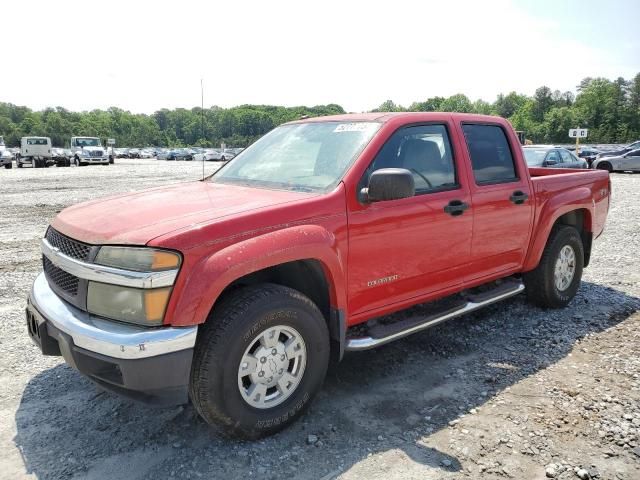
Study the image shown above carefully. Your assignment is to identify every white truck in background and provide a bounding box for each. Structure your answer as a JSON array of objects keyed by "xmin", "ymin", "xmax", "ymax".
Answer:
[
  {"xmin": 17, "ymin": 137, "xmax": 53, "ymax": 168},
  {"xmin": 70, "ymin": 137, "xmax": 109, "ymax": 166}
]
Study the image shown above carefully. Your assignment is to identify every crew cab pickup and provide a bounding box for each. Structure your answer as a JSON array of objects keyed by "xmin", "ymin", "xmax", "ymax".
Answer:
[{"xmin": 26, "ymin": 113, "xmax": 610, "ymax": 439}]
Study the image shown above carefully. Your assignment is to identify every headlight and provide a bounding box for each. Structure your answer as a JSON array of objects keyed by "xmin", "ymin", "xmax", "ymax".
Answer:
[
  {"xmin": 89, "ymin": 247, "xmax": 181, "ymax": 325},
  {"xmin": 94, "ymin": 246, "xmax": 181, "ymax": 271},
  {"xmin": 87, "ymin": 282, "xmax": 171, "ymax": 326}
]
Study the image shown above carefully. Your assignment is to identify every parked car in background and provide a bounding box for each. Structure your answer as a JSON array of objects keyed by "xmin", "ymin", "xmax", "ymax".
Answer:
[
  {"xmin": 115, "ymin": 148, "xmax": 130, "ymax": 158},
  {"xmin": 193, "ymin": 149, "xmax": 224, "ymax": 161},
  {"xmin": 51, "ymin": 147, "xmax": 71, "ymax": 167},
  {"xmin": 156, "ymin": 149, "xmax": 172, "ymax": 160},
  {"xmin": 597, "ymin": 140, "xmax": 640, "ymax": 159},
  {"xmin": 171, "ymin": 149, "xmax": 193, "ymax": 160},
  {"xmin": 195, "ymin": 149, "xmax": 233, "ymax": 161},
  {"xmin": 522, "ymin": 146, "xmax": 588, "ymax": 169},
  {"xmin": 571, "ymin": 147, "xmax": 601, "ymax": 167},
  {"xmin": 17, "ymin": 137, "xmax": 53, "ymax": 168},
  {"xmin": 139, "ymin": 149, "xmax": 154, "ymax": 159},
  {"xmin": 0, "ymin": 136, "xmax": 11, "ymax": 169},
  {"xmin": 128, "ymin": 148, "xmax": 140, "ymax": 159},
  {"xmin": 592, "ymin": 149, "xmax": 640, "ymax": 172},
  {"xmin": 1, "ymin": 148, "xmax": 13, "ymax": 169}
]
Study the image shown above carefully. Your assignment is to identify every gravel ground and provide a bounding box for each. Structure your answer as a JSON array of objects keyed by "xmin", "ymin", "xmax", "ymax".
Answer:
[{"xmin": 0, "ymin": 160, "xmax": 638, "ymax": 480}]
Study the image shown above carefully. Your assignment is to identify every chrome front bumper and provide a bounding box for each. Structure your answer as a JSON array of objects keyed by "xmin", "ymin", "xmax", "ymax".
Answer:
[{"xmin": 29, "ymin": 272, "xmax": 197, "ymax": 360}]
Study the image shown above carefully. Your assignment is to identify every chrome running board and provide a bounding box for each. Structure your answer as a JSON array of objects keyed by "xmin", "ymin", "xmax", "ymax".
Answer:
[{"xmin": 345, "ymin": 281, "xmax": 525, "ymax": 351}]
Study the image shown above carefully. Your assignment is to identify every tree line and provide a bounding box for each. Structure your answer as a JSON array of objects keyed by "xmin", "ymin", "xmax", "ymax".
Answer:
[
  {"xmin": 375, "ymin": 74, "xmax": 640, "ymax": 144},
  {"xmin": 0, "ymin": 74, "xmax": 638, "ymax": 147}
]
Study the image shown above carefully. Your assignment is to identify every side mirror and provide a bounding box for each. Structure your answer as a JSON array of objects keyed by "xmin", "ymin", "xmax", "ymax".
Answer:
[
  {"xmin": 360, "ymin": 168, "xmax": 415, "ymax": 203},
  {"xmin": 544, "ymin": 158, "xmax": 557, "ymax": 166}
]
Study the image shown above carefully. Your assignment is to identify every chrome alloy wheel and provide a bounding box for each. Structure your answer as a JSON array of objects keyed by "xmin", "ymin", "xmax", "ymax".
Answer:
[
  {"xmin": 237, "ymin": 325, "xmax": 307, "ymax": 409},
  {"xmin": 554, "ymin": 245, "xmax": 576, "ymax": 291}
]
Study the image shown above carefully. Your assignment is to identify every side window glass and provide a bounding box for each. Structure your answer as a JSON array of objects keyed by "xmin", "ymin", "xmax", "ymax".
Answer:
[
  {"xmin": 462, "ymin": 124, "xmax": 518, "ymax": 184},
  {"xmin": 364, "ymin": 124, "xmax": 457, "ymax": 194},
  {"xmin": 546, "ymin": 150, "xmax": 560, "ymax": 163},
  {"xmin": 559, "ymin": 150, "xmax": 572, "ymax": 163}
]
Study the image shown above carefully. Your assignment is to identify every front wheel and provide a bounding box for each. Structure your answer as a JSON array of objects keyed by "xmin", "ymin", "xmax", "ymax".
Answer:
[
  {"xmin": 4, "ymin": 163, "xmax": 12, "ymax": 169},
  {"xmin": 189, "ymin": 284, "xmax": 330, "ymax": 439},
  {"xmin": 596, "ymin": 162, "xmax": 612, "ymax": 172},
  {"xmin": 524, "ymin": 225, "xmax": 584, "ymax": 308}
]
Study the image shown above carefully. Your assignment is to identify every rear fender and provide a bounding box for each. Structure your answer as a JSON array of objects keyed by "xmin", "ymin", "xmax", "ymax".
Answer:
[
  {"xmin": 523, "ymin": 187, "xmax": 593, "ymax": 272},
  {"xmin": 168, "ymin": 225, "xmax": 346, "ymax": 326}
]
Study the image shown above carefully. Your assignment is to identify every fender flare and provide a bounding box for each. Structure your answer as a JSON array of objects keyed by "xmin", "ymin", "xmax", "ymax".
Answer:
[
  {"xmin": 167, "ymin": 224, "xmax": 347, "ymax": 327},
  {"xmin": 523, "ymin": 186, "xmax": 594, "ymax": 272}
]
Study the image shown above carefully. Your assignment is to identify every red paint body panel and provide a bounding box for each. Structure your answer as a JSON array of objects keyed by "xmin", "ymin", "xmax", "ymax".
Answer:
[{"xmin": 49, "ymin": 113, "xmax": 611, "ymax": 328}]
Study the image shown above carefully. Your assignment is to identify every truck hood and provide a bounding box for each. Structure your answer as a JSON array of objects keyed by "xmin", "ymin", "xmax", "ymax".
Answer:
[{"xmin": 51, "ymin": 181, "xmax": 308, "ymax": 245}]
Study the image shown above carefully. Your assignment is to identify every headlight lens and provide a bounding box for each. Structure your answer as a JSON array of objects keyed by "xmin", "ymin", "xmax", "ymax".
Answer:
[
  {"xmin": 95, "ymin": 247, "xmax": 181, "ymax": 272},
  {"xmin": 87, "ymin": 282, "xmax": 171, "ymax": 326}
]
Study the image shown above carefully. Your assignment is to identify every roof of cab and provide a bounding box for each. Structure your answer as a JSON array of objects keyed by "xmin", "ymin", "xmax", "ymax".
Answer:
[{"xmin": 285, "ymin": 112, "xmax": 506, "ymax": 125}]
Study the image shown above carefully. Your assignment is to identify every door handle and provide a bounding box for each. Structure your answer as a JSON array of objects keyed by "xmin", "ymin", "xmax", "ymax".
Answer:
[
  {"xmin": 509, "ymin": 190, "xmax": 528, "ymax": 205},
  {"xmin": 444, "ymin": 199, "xmax": 469, "ymax": 216}
]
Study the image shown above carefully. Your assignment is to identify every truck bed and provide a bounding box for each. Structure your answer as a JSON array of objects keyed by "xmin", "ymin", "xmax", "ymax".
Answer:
[{"xmin": 528, "ymin": 167, "xmax": 610, "ymax": 248}]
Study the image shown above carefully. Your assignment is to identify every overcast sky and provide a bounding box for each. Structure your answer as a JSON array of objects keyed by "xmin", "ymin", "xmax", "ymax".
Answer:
[{"xmin": 2, "ymin": 0, "xmax": 639, "ymax": 114}]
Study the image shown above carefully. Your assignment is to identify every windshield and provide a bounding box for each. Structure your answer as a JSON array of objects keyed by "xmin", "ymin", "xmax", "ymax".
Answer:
[
  {"xmin": 523, "ymin": 148, "xmax": 547, "ymax": 166},
  {"xmin": 213, "ymin": 122, "xmax": 381, "ymax": 191},
  {"xmin": 75, "ymin": 138, "xmax": 101, "ymax": 147}
]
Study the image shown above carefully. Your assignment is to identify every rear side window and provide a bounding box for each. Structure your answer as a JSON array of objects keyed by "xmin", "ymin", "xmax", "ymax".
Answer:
[
  {"xmin": 559, "ymin": 150, "xmax": 572, "ymax": 162},
  {"xmin": 27, "ymin": 138, "xmax": 48, "ymax": 145},
  {"xmin": 462, "ymin": 124, "xmax": 518, "ymax": 184}
]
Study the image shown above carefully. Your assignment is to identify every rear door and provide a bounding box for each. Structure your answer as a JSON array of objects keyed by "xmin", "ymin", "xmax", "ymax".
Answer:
[{"xmin": 458, "ymin": 123, "xmax": 534, "ymax": 282}]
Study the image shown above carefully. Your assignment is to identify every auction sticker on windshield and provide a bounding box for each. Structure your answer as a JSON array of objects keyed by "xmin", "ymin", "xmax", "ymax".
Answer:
[{"xmin": 333, "ymin": 123, "xmax": 376, "ymax": 133}]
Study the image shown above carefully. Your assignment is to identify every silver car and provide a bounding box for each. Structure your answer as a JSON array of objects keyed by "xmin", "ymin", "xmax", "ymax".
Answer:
[{"xmin": 592, "ymin": 149, "xmax": 640, "ymax": 172}]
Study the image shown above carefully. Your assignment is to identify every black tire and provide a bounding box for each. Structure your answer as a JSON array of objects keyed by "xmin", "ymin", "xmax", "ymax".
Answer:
[
  {"xmin": 189, "ymin": 284, "xmax": 330, "ymax": 439},
  {"xmin": 220, "ymin": 156, "xmax": 226, "ymax": 162},
  {"xmin": 596, "ymin": 162, "xmax": 612, "ymax": 172},
  {"xmin": 524, "ymin": 225, "xmax": 584, "ymax": 308},
  {"xmin": 4, "ymin": 163, "xmax": 12, "ymax": 169}
]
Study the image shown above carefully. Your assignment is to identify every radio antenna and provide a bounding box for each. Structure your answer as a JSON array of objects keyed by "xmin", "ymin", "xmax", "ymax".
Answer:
[{"xmin": 201, "ymin": 78, "xmax": 205, "ymax": 181}]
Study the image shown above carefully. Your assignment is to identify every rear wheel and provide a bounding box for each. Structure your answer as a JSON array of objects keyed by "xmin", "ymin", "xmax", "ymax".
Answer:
[
  {"xmin": 189, "ymin": 284, "xmax": 330, "ymax": 439},
  {"xmin": 524, "ymin": 225, "xmax": 584, "ymax": 308}
]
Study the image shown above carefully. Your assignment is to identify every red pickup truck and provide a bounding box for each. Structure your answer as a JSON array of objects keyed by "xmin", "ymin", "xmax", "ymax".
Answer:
[{"xmin": 26, "ymin": 113, "xmax": 610, "ymax": 438}]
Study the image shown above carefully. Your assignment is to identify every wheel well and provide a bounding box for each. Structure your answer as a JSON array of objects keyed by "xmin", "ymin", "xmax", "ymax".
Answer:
[
  {"xmin": 553, "ymin": 209, "xmax": 593, "ymax": 267},
  {"xmin": 217, "ymin": 259, "xmax": 331, "ymax": 323}
]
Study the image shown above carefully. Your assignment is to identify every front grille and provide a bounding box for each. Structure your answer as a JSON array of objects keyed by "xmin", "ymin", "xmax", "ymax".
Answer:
[
  {"xmin": 45, "ymin": 228, "xmax": 91, "ymax": 261},
  {"xmin": 43, "ymin": 257, "xmax": 79, "ymax": 295},
  {"xmin": 89, "ymin": 150, "xmax": 104, "ymax": 157}
]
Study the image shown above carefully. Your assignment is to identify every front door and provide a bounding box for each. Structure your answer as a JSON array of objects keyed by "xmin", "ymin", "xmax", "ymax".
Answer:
[
  {"xmin": 621, "ymin": 150, "xmax": 640, "ymax": 170},
  {"xmin": 457, "ymin": 122, "xmax": 534, "ymax": 282},
  {"xmin": 347, "ymin": 123, "xmax": 473, "ymax": 316}
]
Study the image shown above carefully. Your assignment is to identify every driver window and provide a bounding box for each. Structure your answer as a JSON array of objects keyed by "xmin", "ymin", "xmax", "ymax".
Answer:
[{"xmin": 363, "ymin": 124, "xmax": 457, "ymax": 194}]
